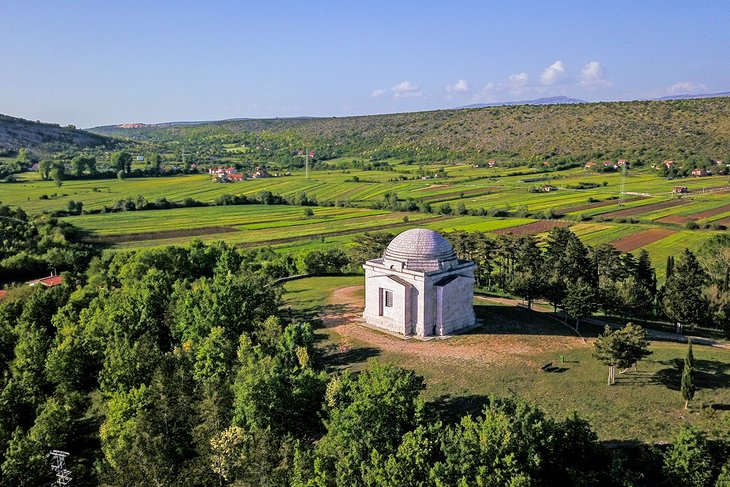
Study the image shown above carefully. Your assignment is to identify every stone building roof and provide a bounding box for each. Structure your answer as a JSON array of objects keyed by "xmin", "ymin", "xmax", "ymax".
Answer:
[{"xmin": 382, "ymin": 228, "xmax": 458, "ymax": 272}]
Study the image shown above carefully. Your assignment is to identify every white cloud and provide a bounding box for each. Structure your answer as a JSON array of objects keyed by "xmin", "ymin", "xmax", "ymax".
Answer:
[
  {"xmin": 540, "ymin": 60, "xmax": 566, "ymax": 85},
  {"xmin": 506, "ymin": 72, "xmax": 529, "ymax": 94},
  {"xmin": 391, "ymin": 80, "xmax": 422, "ymax": 98},
  {"xmin": 667, "ymin": 81, "xmax": 707, "ymax": 95},
  {"xmin": 579, "ymin": 61, "xmax": 611, "ymax": 89},
  {"xmin": 371, "ymin": 89, "xmax": 387, "ymax": 98},
  {"xmin": 446, "ymin": 79, "xmax": 470, "ymax": 93}
]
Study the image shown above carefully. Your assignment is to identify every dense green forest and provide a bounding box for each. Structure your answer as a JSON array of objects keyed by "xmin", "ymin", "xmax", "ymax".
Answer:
[
  {"xmin": 0, "ymin": 204, "xmax": 95, "ymax": 283},
  {"xmin": 90, "ymin": 97, "xmax": 730, "ymax": 168}
]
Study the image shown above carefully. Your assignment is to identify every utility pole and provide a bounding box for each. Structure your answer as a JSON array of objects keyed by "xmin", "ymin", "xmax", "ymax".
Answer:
[
  {"xmin": 47, "ymin": 450, "xmax": 72, "ymax": 486},
  {"xmin": 618, "ymin": 162, "xmax": 627, "ymax": 206}
]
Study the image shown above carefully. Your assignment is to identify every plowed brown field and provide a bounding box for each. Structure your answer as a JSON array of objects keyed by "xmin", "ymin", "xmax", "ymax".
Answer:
[
  {"xmin": 600, "ymin": 199, "xmax": 687, "ymax": 219},
  {"xmin": 610, "ymin": 228, "xmax": 676, "ymax": 252},
  {"xmin": 559, "ymin": 196, "xmax": 644, "ymax": 214}
]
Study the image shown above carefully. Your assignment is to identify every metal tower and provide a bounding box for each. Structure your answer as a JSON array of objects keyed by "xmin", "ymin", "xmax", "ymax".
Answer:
[
  {"xmin": 47, "ymin": 450, "xmax": 72, "ymax": 486},
  {"xmin": 618, "ymin": 162, "xmax": 627, "ymax": 206}
]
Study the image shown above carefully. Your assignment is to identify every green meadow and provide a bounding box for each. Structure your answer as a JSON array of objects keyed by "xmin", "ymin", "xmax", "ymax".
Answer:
[{"xmin": 284, "ymin": 276, "xmax": 730, "ymax": 442}]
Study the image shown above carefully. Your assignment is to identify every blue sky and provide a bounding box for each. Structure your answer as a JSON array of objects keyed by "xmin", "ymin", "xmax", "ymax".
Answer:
[{"xmin": 1, "ymin": 1, "xmax": 728, "ymax": 127}]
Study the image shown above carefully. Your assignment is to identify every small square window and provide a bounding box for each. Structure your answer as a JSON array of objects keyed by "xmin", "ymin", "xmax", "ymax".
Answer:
[{"xmin": 384, "ymin": 290, "xmax": 393, "ymax": 308}]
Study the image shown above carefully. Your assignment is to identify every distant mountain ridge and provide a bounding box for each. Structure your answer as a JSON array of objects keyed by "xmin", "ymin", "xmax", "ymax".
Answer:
[
  {"xmin": 655, "ymin": 91, "xmax": 730, "ymax": 101},
  {"xmin": 0, "ymin": 114, "xmax": 118, "ymax": 153},
  {"xmin": 458, "ymin": 96, "xmax": 586, "ymax": 109}
]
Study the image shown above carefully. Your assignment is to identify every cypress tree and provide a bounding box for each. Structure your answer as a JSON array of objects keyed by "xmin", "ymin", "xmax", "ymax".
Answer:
[
  {"xmin": 681, "ymin": 339, "xmax": 695, "ymax": 409},
  {"xmin": 666, "ymin": 255, "xmax": 674, "ymax": 280},
  {"xmin": 686, "ymin": 338, "xmax": 694, "ymax": 369}
]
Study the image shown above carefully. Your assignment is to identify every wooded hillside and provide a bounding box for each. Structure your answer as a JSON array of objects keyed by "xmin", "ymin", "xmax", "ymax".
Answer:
[
  {"xmin": 90, "ymin": 97, "xmax": 730, "ymax": 164},
  {"xmin": 0, "ymin": 114, "xmax": 117, "ymax": 153}
]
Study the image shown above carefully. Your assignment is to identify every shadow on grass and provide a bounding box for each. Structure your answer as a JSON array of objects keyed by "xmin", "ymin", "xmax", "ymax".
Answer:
[
  {"xmin": 319, "ymin": 343, "xmax": 380, "ymax": 372},
  {"xmin": 543, "ymin": 366, "xmax": 569, "ymax": 373},
  {"xmin": 612, "ymin": 371, "xmax": 663, "ymax": 386},
  {"xmin": 428, "ymin": 394, "xmax": 491, "ymax": 425},
  {"xmin": 654, "ymin": 358, "xmax": 730, "ymax": 391},
  {"xmin": 472, "ymin": 304, "xmax": 585, "ymax": 339}
]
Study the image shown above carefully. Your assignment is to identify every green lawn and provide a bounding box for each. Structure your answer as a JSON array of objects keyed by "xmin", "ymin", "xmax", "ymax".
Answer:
[{"xmin": 284, "ymin": 276, "xmax": 730, "ymax": 442}]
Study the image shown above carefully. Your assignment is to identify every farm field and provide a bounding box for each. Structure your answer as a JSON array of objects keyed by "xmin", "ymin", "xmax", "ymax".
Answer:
[
  {"xmin": 284, "ymin": 277, "xmax": 730, "ymax": 442},
  {"xmin": 3, "ymin": 163, "xmax": 725, "ymax": 266},
  {"xmin": 3, "ymin": 164, "xmax": 729, "ymax": 213}
]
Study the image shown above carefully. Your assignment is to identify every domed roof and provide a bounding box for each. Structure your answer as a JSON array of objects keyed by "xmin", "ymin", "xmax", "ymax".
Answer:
[{"xmin": 383, "ymin": 228, "xmax": 457, "ymax": 272}]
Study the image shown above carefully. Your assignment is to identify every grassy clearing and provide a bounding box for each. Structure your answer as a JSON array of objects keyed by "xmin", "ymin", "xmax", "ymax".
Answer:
[{"xmin": 284, "ymin": 277, "xmax": 730, "ymax": 442}]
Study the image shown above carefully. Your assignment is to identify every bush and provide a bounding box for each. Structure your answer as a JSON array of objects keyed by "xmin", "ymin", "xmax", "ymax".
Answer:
[{"xmin": 685, "ymin": 221, "xmax": 700, "ymax": 230}]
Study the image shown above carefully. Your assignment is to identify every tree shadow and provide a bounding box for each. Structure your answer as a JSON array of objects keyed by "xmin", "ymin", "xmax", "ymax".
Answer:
[
  {"xmin": 653, "ymin": 358, "xmax": 730, "ymax": 391},
  {"xmin": 471, "ymin": 303, "xmax": 584, "ymax": 339},
  {"xmin": 709, "ymin": 403, "xmax": 730, "ymax": 411},
  {"xmin": 428, "ymin": 394, "xmax": 491, "ymax": 425},
  {"xmin": 612, "ymin": 371, "xmax": 663, "ymax": 386},
  {"xmin": 542, "ymin": 366, "xmax": 569, "ymax": 373},
  {"xmin": 319, "ymin": 343, "xmax": 380, "ymax": 371}
]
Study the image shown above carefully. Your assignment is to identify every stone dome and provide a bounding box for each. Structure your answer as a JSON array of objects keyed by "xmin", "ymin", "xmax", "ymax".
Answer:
[{"xmin": 382, "ymin": 228, "xmax": 458, "ymax": 272}]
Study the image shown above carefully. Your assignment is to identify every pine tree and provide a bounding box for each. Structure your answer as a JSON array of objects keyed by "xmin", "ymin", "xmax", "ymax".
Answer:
[
  {"xmin": 681, "ymin": 340, "xmax": 695, "ymax": 409},
  {"xmin": 663, "ymin": 249, "xmax": 708, "ymax": 328}
]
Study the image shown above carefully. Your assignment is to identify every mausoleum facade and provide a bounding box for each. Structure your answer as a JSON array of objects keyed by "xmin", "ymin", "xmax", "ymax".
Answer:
[{"xmin": 362, "ymin": 228, "xmax": 475, "ymax": 338}]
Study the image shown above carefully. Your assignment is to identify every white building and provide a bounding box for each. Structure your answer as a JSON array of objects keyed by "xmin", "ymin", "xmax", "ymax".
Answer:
[{"xmin": 363, "ymin": 228, "xmax": 476, "ymax": 338}]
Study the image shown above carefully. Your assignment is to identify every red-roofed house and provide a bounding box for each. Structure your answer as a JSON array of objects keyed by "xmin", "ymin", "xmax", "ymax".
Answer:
[
  {"xmin": 691, "ymin": 168, "xmax": 708, "ymax": 177},
  {"xmin": 617, "ymin": 159, "xmax": 627, "ymax": 166},
  {"xmin": 27, "ymin": 275, "xmax": 63, "ymax": 287},
  {"xmin": 585, "ymin": 161, "xmax": 597, "ymax": 168},
  {"xmin": 663, "ymin": 160, "xmax": 674, "ymax": 167},
  {"xmin": 0, "ymin": 290, "xmax": 7, "ymax": 301}
]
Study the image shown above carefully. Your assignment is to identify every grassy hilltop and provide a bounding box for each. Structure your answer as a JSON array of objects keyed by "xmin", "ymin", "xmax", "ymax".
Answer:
[{"xmin": 0, "ymin": 114, "xmax": 118, "ymax": 154}]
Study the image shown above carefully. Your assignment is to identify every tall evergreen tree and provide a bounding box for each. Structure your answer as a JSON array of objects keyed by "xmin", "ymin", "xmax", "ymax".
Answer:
[
  {"xmin": 663, "ymin": 249, "xmax": 708, "ymax": 328},
  {"xmin": 666, "ymin": 255, "xmax": 675, "ymax": 280}
]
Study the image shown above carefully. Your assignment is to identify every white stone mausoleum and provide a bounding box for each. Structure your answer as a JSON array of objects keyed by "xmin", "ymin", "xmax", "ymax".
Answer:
[{"xmin": 362, "ymin": 228, "xmax": 476, "ymax": 338}]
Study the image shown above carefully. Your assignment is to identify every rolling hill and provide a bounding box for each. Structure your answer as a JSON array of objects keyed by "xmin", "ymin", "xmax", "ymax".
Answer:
[
  {"xmin": 0, "ymin": 114, "xmax": 119, "ymax": 153},
  {"xmin": 89, "ymin": 97, "xmax": 730, "ymax": 164}
]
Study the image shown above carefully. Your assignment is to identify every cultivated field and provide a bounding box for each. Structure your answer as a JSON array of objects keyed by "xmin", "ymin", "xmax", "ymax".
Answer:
[{"xmin": 1, "ymin": 163, "xmax": 726, "ymax": 268}]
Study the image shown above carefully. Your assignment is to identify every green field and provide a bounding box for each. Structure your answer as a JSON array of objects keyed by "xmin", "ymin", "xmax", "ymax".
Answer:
[
  {"xmin": 1, "ymin": 163, "xmax": 726, "ymax": 264},
  {"xmin": 284, "ymin": 276, "xmax": 730, "ymax": 442}
]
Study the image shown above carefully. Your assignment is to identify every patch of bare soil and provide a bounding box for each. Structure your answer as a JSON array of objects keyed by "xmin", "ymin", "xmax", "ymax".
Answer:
[
  {"xmin": 600, "ymin": 199, "xmax": 687, "ymax": 219},
  {"xmin": 610, "ymin": 228, "xmax": 676, "ymax": 252},
  {"xmin": 320, "ymin": 286, "xmax": 587, "ymax": 367}
]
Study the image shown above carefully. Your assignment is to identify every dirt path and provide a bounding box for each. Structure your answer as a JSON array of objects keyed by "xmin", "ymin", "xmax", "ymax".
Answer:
[{"xmin": 320, "ymin": 286, "xmax": 587, "ymax": 366}]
